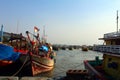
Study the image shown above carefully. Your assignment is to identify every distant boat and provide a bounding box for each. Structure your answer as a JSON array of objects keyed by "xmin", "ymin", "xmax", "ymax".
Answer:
[
  {"xmin": 52, "ymin": 45, "xmax": 59, "ymax": 51},
  {"xmin": 68, "ymin": 46, "xmax": 73, "ymax": 50},
  {"xmin": 81, "ymin": 45, "xmax": 88, "ymax": 51},
  {"xmin": 61, "ymin": 46, "xmax": 66, "ymax": 50}
]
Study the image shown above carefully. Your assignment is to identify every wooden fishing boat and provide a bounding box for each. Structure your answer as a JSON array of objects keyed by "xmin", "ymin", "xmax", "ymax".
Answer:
[
  {"xmin": 84, "ymin": 58, "xmax": 109, "ymax": 80},
  {"xmin": 0, "ymin": 28, "xmax": 56, "ymax": 76},
  {"xmin": 31, "ymin": 54, "xmax": 55, "ymax": 75},
  {"xmin": 26, "ymin": 30, "xmax": 56, "ymax": 76},
  {"xmin": 0, "ymin": 43, "xmax": 56, "ymax": 76},
  {"xmin": 81, "ymin": 45, "xmax": 88, "ymax": 51},
  {"xmin": 0, "ymin": 43, "xmax": 33, "ymax": 76},
  {"xmin": 84, "ymin": 11, "xmax": 120, "ymax": 80},
  {"xmin": 68, "ymin": 46, "xmax": 73, "ymax": 50}
]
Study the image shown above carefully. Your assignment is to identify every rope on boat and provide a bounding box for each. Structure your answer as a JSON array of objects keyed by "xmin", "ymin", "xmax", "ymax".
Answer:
[{"xmin": 11, "ymin": 55, "xmax": 29, "ymax": 77}]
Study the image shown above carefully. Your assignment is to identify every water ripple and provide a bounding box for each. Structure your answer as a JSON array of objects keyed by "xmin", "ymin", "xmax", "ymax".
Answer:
[{"xmin": 38, "ymin": 49, "xmax": 103, "ymax": 79}]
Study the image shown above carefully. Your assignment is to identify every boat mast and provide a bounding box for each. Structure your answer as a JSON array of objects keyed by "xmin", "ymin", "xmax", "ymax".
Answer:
[
  {"xmin": 43, "ymin": 26, "xmax": 45, "ymax": 40},
  {"xmin": 0, "ymin": 25, "xmax": 3, "ymax": 42},
  {"xmin": 117, "ymin": 10, "xmax": 119, "ymax": 33},
  {"xmin": 42, "ymin": 26, "xmax": 47, "ymax": 43},
  {"xmin": 17, "ymin": 20, "xmax": 19, "ymax": 34}
]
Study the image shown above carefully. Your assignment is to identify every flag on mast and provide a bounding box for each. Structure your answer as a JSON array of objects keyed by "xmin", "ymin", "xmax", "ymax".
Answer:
[{"xmin": 34, "ymin": 26, "xmax": 39, "ymax": 32}]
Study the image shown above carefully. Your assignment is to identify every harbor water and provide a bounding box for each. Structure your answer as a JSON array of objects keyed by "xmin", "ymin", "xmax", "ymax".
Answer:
[{"xmin": 36, "ymin": 49, "xmax": 103, "ymax": 79}]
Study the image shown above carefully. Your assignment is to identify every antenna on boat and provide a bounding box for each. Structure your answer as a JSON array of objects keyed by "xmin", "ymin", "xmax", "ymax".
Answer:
[
  {"xmin": 0, "ymin": 25, "xmax": 3, "ymax": 42},
  {"xmin": 117, "ymin": 10, "xmax": 119, "ymax": 33},
  {"xmin": 42, "ymin": 25, "xmax": 47, "ymax": 43},
  {"xmin": 17, "ymin": 20, "xmax": 19, "ymax": 34},
  {"xmin": 43, "ymin": 26, "xmax": 46, "ymax": 43}
]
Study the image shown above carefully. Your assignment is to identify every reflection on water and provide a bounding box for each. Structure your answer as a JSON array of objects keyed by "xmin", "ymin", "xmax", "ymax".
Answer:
[{"xmin": 37, "ymin": 49, "xmax": 103, "ymax": 79}]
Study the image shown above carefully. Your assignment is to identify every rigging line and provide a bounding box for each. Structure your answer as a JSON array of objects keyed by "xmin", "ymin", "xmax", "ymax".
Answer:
[
  {"xmin": 117, "ymin": 10, "xmax": 119, "ymax": 33},
  {"xmin": 11, "ymin": 55, "xmax": 29, "ymax": 77}
]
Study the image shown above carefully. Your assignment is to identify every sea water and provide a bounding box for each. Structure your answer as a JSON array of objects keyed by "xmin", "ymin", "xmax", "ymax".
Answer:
[{"xmin": 37, "ymin": 49, "xmax": 103, "ymax": 79}]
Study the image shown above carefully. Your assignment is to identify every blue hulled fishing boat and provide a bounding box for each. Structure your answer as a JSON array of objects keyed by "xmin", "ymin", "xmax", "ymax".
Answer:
[{"xmin": 0, "ymin": 43, "xmax": 33, "ymax": 76}]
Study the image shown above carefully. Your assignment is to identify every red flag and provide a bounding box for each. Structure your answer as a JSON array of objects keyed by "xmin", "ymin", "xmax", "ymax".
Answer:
[{"xmin": 34, "ymin": 26, "xmax": 39, "ymax": 32}]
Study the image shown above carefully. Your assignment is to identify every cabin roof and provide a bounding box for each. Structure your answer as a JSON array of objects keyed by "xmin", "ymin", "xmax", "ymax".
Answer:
[
  {"xmin": 99, "ymin": 31, "xmax": 120, "ymax": 40},
  {"xmin": 99, "ymin": 37, "xmax": 120, "ymax": 40}
]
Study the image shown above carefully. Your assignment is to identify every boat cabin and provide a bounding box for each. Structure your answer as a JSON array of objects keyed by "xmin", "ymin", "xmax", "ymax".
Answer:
[{"xmin": 94, "ymin": 32, "xmax": 120, "ymax": 79}]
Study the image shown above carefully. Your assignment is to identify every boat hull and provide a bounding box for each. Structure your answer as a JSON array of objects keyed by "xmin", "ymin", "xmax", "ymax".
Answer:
[
  {"xmin": 82, "ymin": 48, "xmax": 88, "ymax": 51},
  {"xmin": 0, "ymin": 54, "xmax": 33, "ymax": 76},
  {"xmin": 84, "ymin": 60, "xmax": 107, "ymax": 80},
  {"xmin": 31, "ymin": 54, "xmax": 55, "ymax": 75},
  {"xmin": 0, "ymin": 53, "xmax": 55, "ymax": 77},
  {"xmin": 84, "ymin": 60, "xmax": 114, "ymax": 80}
]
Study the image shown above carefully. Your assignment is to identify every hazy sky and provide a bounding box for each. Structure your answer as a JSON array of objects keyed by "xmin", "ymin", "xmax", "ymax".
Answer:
[{"xmin": 0, "ymin": 0, "xmax": 120, "ymax": 45}]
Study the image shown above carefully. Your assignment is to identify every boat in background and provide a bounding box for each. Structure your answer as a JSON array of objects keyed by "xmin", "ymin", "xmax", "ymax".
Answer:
[
  {"xmin": 84, "ymin": 11, "xmax": 120, "ymax": 80},
  {"xmin": 8, "ymin": 33, "xmax": 29, "ymax": 54},
  {"xmin": 68, "ymin": 46, "xmax": 73, "ymax": 50},
  {"xmin": 81, "ymin": 45, "xmax": 88, "ymax": 51}
]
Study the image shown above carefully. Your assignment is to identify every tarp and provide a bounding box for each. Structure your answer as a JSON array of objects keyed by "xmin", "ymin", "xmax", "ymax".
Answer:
[
  {"xmin": 39, "ymin": 45, "xmax": 49, "ymax": 52},
  {"xmin": 0, "ymin": 44, "xmax": 20, "ymax": 61}
]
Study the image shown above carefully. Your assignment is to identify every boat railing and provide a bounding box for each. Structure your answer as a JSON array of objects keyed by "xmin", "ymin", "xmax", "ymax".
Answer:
[
  {"xmin": 104, "ymin": 32, "xmax": 120, "ymax": 38},
  {"xmin": 93, "ymin": 45, "xmax": 120, "ymax": 54}
]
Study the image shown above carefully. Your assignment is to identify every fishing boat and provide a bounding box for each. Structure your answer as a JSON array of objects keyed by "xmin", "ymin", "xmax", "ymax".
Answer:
[
  {"xmin": 52, "ymin": 45, "xmax": 60, "ymax": 51},
  {"xmin": 84, "ymin": 11, "xmax": 120, "ymax": 80},
  {"xmin": 0, "ymin": 26, "xmax": 56, "ymax": 76},
  {"xmin": 26, "ymin": 31, "xmax": 56, "ymax": 75},
  {"xmin": 0, "ymin": 43, "xmax": 33, "ymax": 76},
  {"xmin": 81, "ymin": 45, "xmax": 88, "ymax": 51},
  {"xmin": 68, "ymin": 46, "xmax": 73, "ymax": 50},
  {"xmin": 8, "ymin": 33, "xmax": 29, "ymax": 54}
]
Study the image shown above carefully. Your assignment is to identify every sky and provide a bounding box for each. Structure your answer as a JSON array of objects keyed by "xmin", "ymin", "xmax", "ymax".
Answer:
[{"xmin": 0, "ymin": 0, "xmax": 120, "ymax": 45}]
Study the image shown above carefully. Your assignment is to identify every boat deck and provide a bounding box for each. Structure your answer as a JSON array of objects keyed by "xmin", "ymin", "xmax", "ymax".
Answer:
[{"xmin": 84, "ymin": 60, "xmax": 115, "ymax": 80}]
